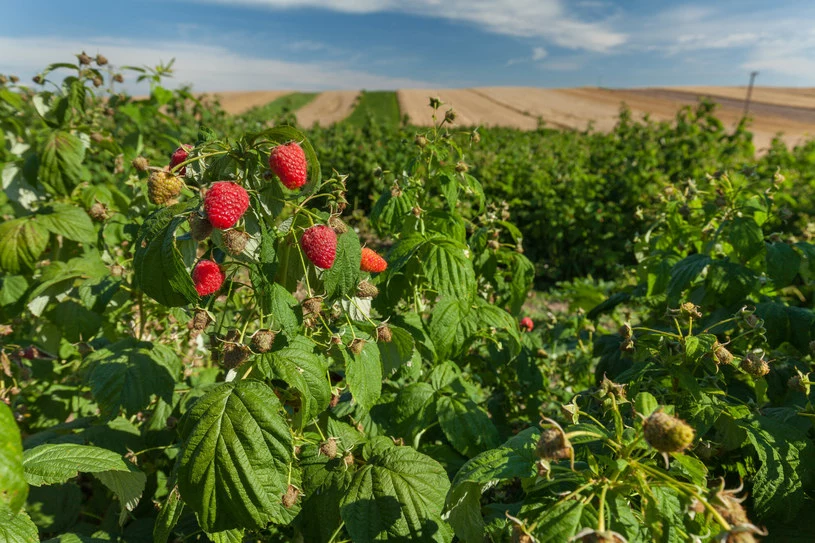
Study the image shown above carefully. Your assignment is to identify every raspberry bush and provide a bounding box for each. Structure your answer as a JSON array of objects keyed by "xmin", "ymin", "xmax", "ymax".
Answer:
[{"xmin": 1, "ymin": 54, "xmax": 815, "ymax": 543}]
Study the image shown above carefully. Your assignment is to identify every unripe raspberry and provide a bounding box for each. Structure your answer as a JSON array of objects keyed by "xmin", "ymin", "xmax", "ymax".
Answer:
[
  {"xmin": 740, "ymin": 353, "xmax": 769, "ymax": 378},
  {"xmin": 713, "ymin": 342, "xmax": 734, "ymax": 365},
  {"xmin": 360, "ymin": 247, "xmax": 387, "ymax": 273},
  {"xmin": 90, "ymin": 132, "xmax": 105, "ymax": 143},
  {"xmin": 0, "ymin": 75, "xmax": 7, "ymax": 85},
  {"xmin": 302, "ymin": 297, "xmax": 323, "ymax": 316},
  {"xmin": 343, "ymin": 451, "xmax": 355, "ymax": 468},
  {"xmin": 32, "ymin": 75, "xmax": 43, "ymax": 84},
  {"xmin": 78, "ymin": 52, "xmax": 92, "ymax": 65},
  {"xmin": 328, "ymin": 215, "xmax": 348, "ymax": 234},
  {"xmin": 148, "ymin": 170, "xmax": 184, "ymax": 205},
  {"xmin": 444, "ymin": 109, "xmax": 457, "ymax": 123},
  {"xmin": 414, "ymin": 135, "xmax": 428, "ymax": 148},
  {"xmin": 92, "ymin": 77, "xmax": 103, "ymax": 88},
  {"xmin": 96, "ymin": 54, "xmax": 108, "ymax": 66},
  {"xmin": 680, "ymin": 302, "xmax": 702, "ymax": 320},
  {"xmin": 535, "ymin": 427, "xmax": 572, "ymax": 461},
  {"xmin": 471, "ymin": 131, "xmax": 481, "ymax": 144},
  {"xmin": 189, "ymin": 215, "xmax": 213, "ymax": 241},
  {"xmin": 132, "ymin": 156, "xmax": 150, "ymax": 172},
  {"xmin": 428, "ymin": 97, "xmax": 441, "ymax": 109},
  {"xmin": 89, "ymin": 202, "xmax": 109, "ymax": 222},
  {"xmin": 113, "ymin": 74, "xmax": 124, "ymax": 83},
  {"xmin": 319, "ymin": 437, "xmax": 338, "ymax": 458},
  {"xmin": 788, "ymin": 372, "xmax": 809, "ymax": 394},
  {"xmin": 192, "ymin": 260, "xmax": 225, "ymax": 296},
  {"xmin": 190, "ymin": 309, "xmax": 211, "ymax": 331},
  {"xmin": 619, "ymin": 323, "xmax": 633, "ymax": 340},
  {"xmin": 204, "ymin": 182, "xmax": 250, "ymax": 229},
  {"xmin": 222, "ymin": 342, "xmax": 252, "ymax": 369},
  {"xmin": 643, "ymin": 411, "xmax": 695, "ymax": 453},
  {"xmin": 221, "ymin": 229, "xmax": 250, "ymax": 255},
  {"xmin": 376, "ymin": 324, "xmax": 392, "ymax": 343},
  {"xmin": 455, "ymin": 161, "xmax": 469, "ymax": 173},
  {"xmin": 282, "ymin": 485, "xmax": 300, "ymax": 508},
  {"xmin": 250, "ymin": 329, "xmax": 276, "ymax": 353},
  {"xmin": 512, "ymin": 525, "xmax": 533, "ymax": 543},
  {"xmin": 357, "ymin": 280, "xmax": 379, "ymax": 299},
  {"xmin": 349, "ymin": 338, "xmax": 366, "ymax": 356}
]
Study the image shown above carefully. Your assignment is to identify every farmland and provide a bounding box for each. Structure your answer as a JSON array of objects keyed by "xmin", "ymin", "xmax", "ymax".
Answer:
[{"xmin": 3, "ymin": 55, "xmax": 815, "ymax": 543}]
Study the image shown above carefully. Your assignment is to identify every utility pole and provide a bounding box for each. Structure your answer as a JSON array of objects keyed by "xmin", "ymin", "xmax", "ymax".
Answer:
[{"xmin": 743, "ymin": 71, "xmax": 758, "ymax": 117}]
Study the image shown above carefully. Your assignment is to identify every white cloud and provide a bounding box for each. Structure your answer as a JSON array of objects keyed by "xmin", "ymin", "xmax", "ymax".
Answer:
[
  {"xmin": 532, "ymin": 47, "xmax": 548, "ymax": 61},
  {"xmin": 0, "ymin": 35, "xmax": 435, "ymax": 91},
  {"xmin": 199, "ymin": 0, "xmax": 628, "ymax": 52}
]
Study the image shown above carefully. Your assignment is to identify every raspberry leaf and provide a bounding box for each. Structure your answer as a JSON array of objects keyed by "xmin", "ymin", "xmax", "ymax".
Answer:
[
  {"xmin": 0, "ymin": 217, "xmax": 49, "ymax": 274},
  {"xmin": 0, "ymin": 506, "xmax": 38, "ymax": 543},
  {"xmin": 323, "ymin": 229, "xmax": 361, "ymax": 301},
  {"xmin": 436, "ymin": 395, "xmax": 500, "ymax": 458},
  {"xmin": 0, "ymin": 403, "xmax": 27, "ymax": 514},
  {"xmin": 339, "ymin": 437, "xmax": 452, "ymax": 543},
  {"xmin": 35, "ymin": 203, "xmax": 96, "ymax": 244},
  {"xmin": 177, "ymin": 380, "xmax": 294, "ymax": 532},
  {"xmin": 344, "ymin": 338, "xmax": 382, "ymax": 413}
]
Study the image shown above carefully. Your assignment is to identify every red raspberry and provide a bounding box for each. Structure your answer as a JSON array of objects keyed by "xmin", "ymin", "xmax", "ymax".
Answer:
[
  {"xmin": 520, "ymin": 317, "xmax": 534, "ymax": 332},
  {"xmin": 300, "ymin": 225, "xmax": 337, "ymax": 269},
  {"xmin": 360, "ymin": 247, "xmax": 387, "ymax": 273},
  {"xmin": 269, "ymin": 142, "xmax": 307, "ymax": 190},
  {"xmin": 192, "ymin": 260, "xmax": 225, "ymax": 296},
  {"xmin": 204, "ymin": 182, "xmax": 250, "ymax": 229},
  {"xmin": 170, "ymin": 144, "xmax": 193, "ymax": 175}
]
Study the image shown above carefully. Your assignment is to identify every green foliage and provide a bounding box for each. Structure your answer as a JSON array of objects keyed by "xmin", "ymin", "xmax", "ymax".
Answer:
[{"xmin": 2, "ymin": 53, "xmax": 815, "ymax": 542}]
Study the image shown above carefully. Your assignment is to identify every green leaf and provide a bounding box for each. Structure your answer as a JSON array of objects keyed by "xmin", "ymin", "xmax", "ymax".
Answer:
[
  {"xmin": 742, "ymin": 417, "xmax": 815, "ymax": 521},
  {"xmin": 340, "ymin": 438, "xmax": 452, "ymax": 543},
  {"xmin": 436, "ymin": 395, "xmax": 500, "ymax": 458},
  {"xmin": 666, "ymin": 254, "xmax": 711, "ymax": 302},
  {"xmin": 766, "ymin": 242, "xmax": 801, "ymax": 288},
  {"xmin": 22, "ymin": 443, "xmax": 135, "ymax": 487},
  {"xmin": 683, "ymin": 334, "xmax": 717, "ymax": 365},
  {"xmin": 393, "ymin": 383, "xmax": 437, "ymax": 440},
  {"xmin": 671, "ymin": 454, "xmax": 708, "ymax": 486},
  {"xmin": 634, "ymin": 392, "xmax": 658, "ymax": 417},
  {"xmin": 83, "ymin": 339, "xmax": 181, "ymax": 418},
  {"xmin": 299, "ymin": 445, "xmax": 354, "ymax": 543},
  {"xmin": 0, "ymin": 403, "xmax": 27, "ymax": 513},
  {"xmin": 35, "ymin": 204, "xmax": 95, "ymax": 244},
  {"xmin": 177, "ymin": 380, "xmax": 293, "ymax": 532},
  {"xmin": 421, "ymin": 238, "xmax": 475, "ymax": 300},
  {"xmin": 38, "ymin": 131, "xmax": 86, "ymax": 196},
  {"xmin": 153, "ymin": 488, "xmax": 184, "ymax": 543},
  {"xmin": 429, "ymin": 298, "xmax": 471, "ymax": 361},
  {"xmin": 260, "ymin": 282, "xmax": 300, "ymax": 335},
  {"xmin": 323, "ymin": 229, "xmax": 361, "ymax": 301},
  {"xmin": 259, "ymin": 341, "xmax": 331, "ymax": 428},
  {"xmin": 0, "ymin": 505, "xmax": 38, "ymax": 543},
  {"xmin": 528, "ymin": 501, "xmax": 585, "ymax": 542},
  {"xmin": 94, "ymin": 469, "xmax": 148, "ymax": 524},
  {"xmin": 728, "ymin": 217, "xmax": 764, "ymax": 263},
  {"xmin": 346, "ymin": 340, "xmax": 382, "ymax": 412},
  {"xmin": 0, "ymin": 218, "xmax": 49, "ymax": 274},
  {"xmin": 134, "ymin": 200, "xmax": 199, "ymax": 307}
]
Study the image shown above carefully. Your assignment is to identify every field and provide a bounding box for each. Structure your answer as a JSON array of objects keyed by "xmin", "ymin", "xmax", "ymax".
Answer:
[
  {"xmin": 3, "ymin": 56, "xmax": 815, "ymax": 543},
  {"xmin": 214, "ymin": 85, "xmax": 815, "ymax": 149}
]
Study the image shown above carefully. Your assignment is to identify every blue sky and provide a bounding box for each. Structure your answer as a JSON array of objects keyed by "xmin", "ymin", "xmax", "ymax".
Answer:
[{"xmin": 1, "ymin": 0, "xmax": 814, "ymax": 92}]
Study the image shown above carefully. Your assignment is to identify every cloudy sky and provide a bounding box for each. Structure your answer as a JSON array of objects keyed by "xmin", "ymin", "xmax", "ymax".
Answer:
[{"xmin": 1, "ymin": 0, "xmax": 814, "ymax": 92}]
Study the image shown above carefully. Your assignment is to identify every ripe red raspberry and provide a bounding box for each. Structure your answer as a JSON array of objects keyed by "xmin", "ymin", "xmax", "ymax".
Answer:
[
  {"xmin": 204, "ymin": 182, "xmax": 250, "ymax": 229},
  {"xmin": 269, "ymin": 142, "xmax": 307, "ymax": 190},
  {"xmin": 170, "ymin": 144, "xmax": 193, "ymax": 175},
  {"xmin": 520, "ymin": 317, "xmax": 534, "ymax": 332},
  {"xmin": 360, "ymin": 247, "xmax": 387, "ymax": 273},
  {"xmin": 300, "ymin": 225, "xmax": 337, "ymax": 269},
  {"xmin": 192, "ymin": 260, "xmax": 225, "ymax": 296}
]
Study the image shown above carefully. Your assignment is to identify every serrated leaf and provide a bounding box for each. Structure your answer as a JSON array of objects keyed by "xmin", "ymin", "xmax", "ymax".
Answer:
[
  {"xmin": 0, "ymin": 505, "xmax": 38, "ymax": 543},
  {"xmin": 377, "ymin": 325, "xmax": 416, "ymax": 376},
  {"xmin": 528, "ymin": 501, "xmax": 585, "ymax": 542},
  {"xmin": 22, "ymin": 444, "xmax": 134, "ymax": 486},
  {"xmin": 683, "ymin": 333, "xmax": 717, "ymax": 365},
  {"xmin": 134, "ymin": 200, "xmax": 199, "ymax": 307},
  {"xmin": 421, "ymin": 238, "xmax": 475, "ymax": 300},
  {"xmin": 436, "ymin": 395, "xmax": 500, "ymax": 458},
  {"xmin": 0, "ymin": 403, "xmax": 27, "ymax": 513},
  {"xmin": 35, "ymin": 203, "xmax": 95, "ymax": 244},
  {"xmin": 83, "ymin": 339, "xmax": 180, "ymax": 418},
  {"xmin": 728, "ymin": 217, "xmax": 764, "ymax": 263},
  {"xmin": 666, "ymin": 254, "xmax": 711, "ymax": 302},
  {"xmin": 94, "ymin": 468, "xmax": 147, "ymax": 524},
  {"xmin": 260, "ymin": 281, "xmax": 300, "ymax": 336},
  {"xmin": 766, "ymin": 242, "xmax": 801, "ymax": 288},
  {"xmin": 323, "ymin": 229, "xmax": 361, "ymax": 300},
  {"xmin": 177, "ymin": 380, "xmax": 293, "ymax": 532},
  {"xmin": 299, "ymin": 445, "xmax": 355, "ymax": 542},
  {"xmin": 153, "ymin": 487, "xmax": 184, "ymax": 543},
  {"xmin": 0, "ymin": 217, "xmax": 49, "ymax": 274},
  {"xmin": 346, "ymin": 340, "xmax": 382, "ymax": 412},
  {"xmin": 38, "ymin": 131, "xmax": 86, "ymax": 196},
  {"xmin": 340, "ymin": 438, "xmax": 452, "ymax": 543}
]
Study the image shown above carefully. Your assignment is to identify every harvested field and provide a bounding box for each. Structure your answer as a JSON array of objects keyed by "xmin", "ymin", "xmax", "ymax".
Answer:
[
  {"xmin": 295, "ymin": 90, "xmax": 360, "ymax": 127},
  {"xmin": 202, "ymin": 91, "xmax": 292, "ymax": 115}
]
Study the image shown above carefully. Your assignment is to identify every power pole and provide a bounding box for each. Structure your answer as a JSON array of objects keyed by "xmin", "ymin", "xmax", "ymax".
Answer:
[{"xmin": 743, "ymin": 71, "xmax": 758, "ymax": 117}]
